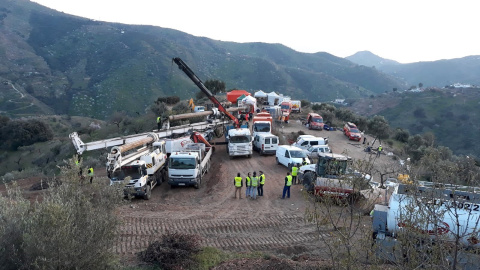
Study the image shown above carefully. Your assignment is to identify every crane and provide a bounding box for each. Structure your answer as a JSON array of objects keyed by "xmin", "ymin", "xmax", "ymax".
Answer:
[{"xmin": 172, "ymin": 57, "xmax": 240, "ymax": 128}]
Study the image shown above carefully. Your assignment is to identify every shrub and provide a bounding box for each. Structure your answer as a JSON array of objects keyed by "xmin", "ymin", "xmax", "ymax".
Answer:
[{"xmin": 141, "ymin": 232, "xmax": 201, "ymax": 270}]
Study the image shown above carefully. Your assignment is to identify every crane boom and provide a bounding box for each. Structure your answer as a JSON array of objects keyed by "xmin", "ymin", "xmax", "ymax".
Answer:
[{"xmin": 172, "ymin": 57, "xmax": 240, "ymax": 128}]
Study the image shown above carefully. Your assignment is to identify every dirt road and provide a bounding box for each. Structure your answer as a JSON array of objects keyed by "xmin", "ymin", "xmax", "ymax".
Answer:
[{"xmin": 116, "ymin": 116, "xmax": 398, "ymax": 261}]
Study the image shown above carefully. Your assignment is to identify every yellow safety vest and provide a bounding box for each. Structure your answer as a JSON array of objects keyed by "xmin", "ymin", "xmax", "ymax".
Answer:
[
  {"xmin": 251, "ymin": 176, "xmax": 259, "ymax": 187},
  {"xmin": 260, "ymin": 174, "xmax": 265, "ymax": 185},
  {"xmin": 286, "ymin": 175, "xmax": 292, "ymax": 186},
  {"xmin": 302, "ymin": 160, "xmax": 307, "ymax": 165},
  {"xmin": 292, "ymin": 166, "xmax": 298, "ymax": 176},
  {"xmin": 157, "ymin": 117, "xmax": 161, "ymax": 123},
  {"xmin": 234, "ymin": 176, "xmax": 242, "ymax": 187},
  {"xmin": 88, "ymin": 168, "xmax": 94, "ymax": 176},
  {"xmin": 378, "ymin": 146, "xmax": 383, "ymax": 152},
  {"xmin": 246, "ymin": 176, "xmax": 251, "ymax": 186}
]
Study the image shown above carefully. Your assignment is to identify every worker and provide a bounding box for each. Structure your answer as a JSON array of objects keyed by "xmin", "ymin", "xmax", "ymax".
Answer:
[
  {"xmin": 377, "ymin": 145, "xmax": 383, "ymax": 157},
  {"xmin": 251, "ymin": 171, "xmax": 259, "ymax": 200},
  {"xmin": 234, "ymin": 173, "xmax": 243, "ymax": 199},
  {"xmin": 282, "ymin": 172, "xmax": 293, "ymax": 199},
  {"xmin": 245, "ymin": 172, "xmax": 252, "ymax": 198},
  {"xmin": 258, "ymin": 171, "xmax": 265, "ymax": 196},
  {"xmin": 302, "ymin": 158, "xmax": 308, "ymax": 166},
  {"xmin": 157, "ymin": 116, "xmax": 162, "ymax": 130},
  {"xmin": 88, "ymin": 167, "xmax": 94, "ymax": 184},
  {"xmin": 291, "ymin": 164, "xmax": 298, "ymax": 185}
]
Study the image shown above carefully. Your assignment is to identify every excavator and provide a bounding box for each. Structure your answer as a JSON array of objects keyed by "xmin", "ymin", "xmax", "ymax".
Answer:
[{"xmin": 172, "ymin": 58, "xmax": 253, "ymax": 158}]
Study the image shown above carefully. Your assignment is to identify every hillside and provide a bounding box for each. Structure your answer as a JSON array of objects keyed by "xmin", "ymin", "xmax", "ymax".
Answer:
[
  {"xmin": 348, "ymin": 89, "xmax": 480, "ymax": 156},
  {"xmin": 346, "ymin": 51, "xmax": 480, "ymax": 88},
  {"xmin": 0, "ymin": 0, "xmax": 405, "ymax": 119}
]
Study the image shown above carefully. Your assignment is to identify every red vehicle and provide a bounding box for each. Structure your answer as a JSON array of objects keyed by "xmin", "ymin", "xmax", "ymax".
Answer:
[
  {"xmin": 280, "ymin": 101, "xmax": 292, "ymax": 123},
  {"xmin": 343, "ymin": 122, "xmax": 362, "ymax": 141},
  {"xmin": 306, "ymin": 113, "xmax": 324, "ymax": 130}
]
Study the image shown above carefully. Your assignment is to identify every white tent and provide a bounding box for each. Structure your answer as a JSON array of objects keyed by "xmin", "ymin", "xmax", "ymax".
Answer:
[
  {"xmin": 240, "ymin": 95, "xmax": 257, "ymax": 113},
  {"xmin": 254, "ymin": 90, "xmax": 267, "ymax": 98},
  {"xmin": 267, "ymin": 92, "xmax": 280, "ymax": 105}
]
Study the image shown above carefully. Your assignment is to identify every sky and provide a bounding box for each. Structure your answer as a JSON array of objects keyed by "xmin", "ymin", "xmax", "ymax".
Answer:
[{"xmin": 31, "ymin": 0, "xmax": 480, "ymax": 64}]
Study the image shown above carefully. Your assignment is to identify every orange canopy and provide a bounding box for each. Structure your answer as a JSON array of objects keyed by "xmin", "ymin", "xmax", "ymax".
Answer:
[{"xmin": 226, "ymin": 90, "xmax": 251, "ymax": 103}]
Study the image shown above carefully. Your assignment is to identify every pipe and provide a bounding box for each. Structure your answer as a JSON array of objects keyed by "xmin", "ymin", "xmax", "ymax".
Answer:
[{"xmin": 168, "ymin": 107, "xmax": 247, "ymax": 121}]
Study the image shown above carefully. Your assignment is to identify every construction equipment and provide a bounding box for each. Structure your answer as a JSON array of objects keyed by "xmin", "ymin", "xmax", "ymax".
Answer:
[
  {"xmin": 106, "ymin": 133, "xmax": 167, "ymax": 200},
  {"xmin": 172, "ymin": 57, "xmax": 253, "ymax": 158},
  {"xmin": 168, "ymin": 132, "xmax": 213, "ymax": 188},
  {"xmin": 299, "ymin": 152, "xmax": 372, "ymax": 202},
  {"xmin": 372, "ymin": 183, "xmax": 480, "ymax": 268}
]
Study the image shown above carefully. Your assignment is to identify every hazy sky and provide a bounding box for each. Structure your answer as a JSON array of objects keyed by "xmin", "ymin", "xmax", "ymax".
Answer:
[{"xmin": 32, "ymin": 0, "xmax": 480, "ymax": 64}]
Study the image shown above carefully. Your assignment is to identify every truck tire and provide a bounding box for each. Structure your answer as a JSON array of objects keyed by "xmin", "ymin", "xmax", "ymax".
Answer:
[
  {"xmin": 276, "ymin": 157, "xmax": 280, "ymax": 165},
  {"xmin": 288, "ymin": 163, "xmax": 292, "ymax": 171},
  {"xmin": 303, "ymin": 172, "xmax": 315, "ymax": 193},
  {"xmin": 143, "ymin": 185, "xmax": 152, "ymax": 200},
  {"xmin": 194, "ymin": 176, "xmax": 201, "ymax": 189}
]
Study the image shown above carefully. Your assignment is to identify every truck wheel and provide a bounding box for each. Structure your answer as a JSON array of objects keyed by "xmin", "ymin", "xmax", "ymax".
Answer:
[
  {"xmin": 194, "ymin": 176, "xmax": 201, "ymax": 189},
  {"xmin": 276, "ymin": 157, "xmax": 280, "ymax": 165},
  {"xmin": 143, "ymin": 185, "xmax": 152, "ymax": 200},
  {"xmin": 288, "ymin": 163, "xmax": 292, "ymax": 171},
  {"xmin": 303, "ymin": 172, "xmax": 315, "ymax": 193}
]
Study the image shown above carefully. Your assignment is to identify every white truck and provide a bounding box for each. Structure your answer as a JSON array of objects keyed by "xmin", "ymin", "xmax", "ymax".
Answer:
[
  {"xmin": 372, "ymin": 183, "xmax": 480, "ymax": 268},
  {"xmin": 168, "ymin": 143, "xmax": 212, "ymax": 189},
  {"xmin": 106, "ymin": 133, "xmax": 168, "ymax": 200},
  {"xmin": 291, "ymin": 100, "xmax": 301, "ymax": 113},
  {"xmin": 225, "ymin": 126, "xmax": 253, "ymax": 158}
]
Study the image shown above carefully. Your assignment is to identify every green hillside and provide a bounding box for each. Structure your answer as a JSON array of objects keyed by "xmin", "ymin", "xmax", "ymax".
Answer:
[{"xmin": 0, "ymin": 0, "xmax": 405, "ymax": 119}]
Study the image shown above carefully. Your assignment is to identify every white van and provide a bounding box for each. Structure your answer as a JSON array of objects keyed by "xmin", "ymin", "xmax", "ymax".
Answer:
[
  {"xmin": 253, "ymin": 133, "xmax": 279, "ymax": 155},
  {"xmin": 292, "ymin": 136, "xmax": 328, "ymax": 150},
  {"xmin": 276, "ymin": 145, "xmax": 310, "ymax": 170}
]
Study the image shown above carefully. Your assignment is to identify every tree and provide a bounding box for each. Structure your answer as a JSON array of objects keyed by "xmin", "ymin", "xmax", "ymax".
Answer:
[
  {"xmin": 413, "ymin": 107, "xmax": 426, "ymax": 118},
  {"xmin": 418, "ymin": 82, "xmax": 423, "ymax": 88},
  {"xmin": 109, "ymin": 111, "xmax": 127, "ymax": 130},
  {"xmin": 204, "ymin": 79, "xmax": 226, "ymax": 94},
  {"xmin": 367, "ymin": 115, "xmax": 390, "ymax": 141},
  {"xmin": 394, "ymin": 128, "xmax": 410, "ymax": 143}
]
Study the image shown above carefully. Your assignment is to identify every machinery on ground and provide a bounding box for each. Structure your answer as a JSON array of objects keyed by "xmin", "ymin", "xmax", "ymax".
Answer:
[
  {"xmin": 172, "ymin": 57, "xmax": 253, "ymax": 158},
  {"xmin": 106, "ymin": 133, "xmax": 167, "ymax": 199},
  {"xmin": 299, "ymin": 152, "xmax": 372, "ymax": 202},
  {"xmin": 372, "ymin": 183, "xmax": 480, "ymax": 269}
]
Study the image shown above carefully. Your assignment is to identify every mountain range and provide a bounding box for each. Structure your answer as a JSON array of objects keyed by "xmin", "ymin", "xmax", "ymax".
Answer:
[{"xmin": 1, "ymin": 0, "xmax": 479, "ymax": 121}]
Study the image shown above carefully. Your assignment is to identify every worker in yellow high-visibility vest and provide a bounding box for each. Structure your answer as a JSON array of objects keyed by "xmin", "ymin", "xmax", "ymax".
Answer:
[
  {"xmin": 245, "ymin": 172, "xmax": 252, "ymax": 198},
  {"xmin": 291, "ymin": 164, "xmax": 298, "ymax": 185},
  {"xmin": 251, "ymin": 171, "xmax": 259, "ymax": 200},
  {"xmin": 282, "ymin": 172, "xmax": 293, "ymax": 199},
  {"xmin": 88, "ymin": 167, "xmax": 94, "ymax": 184},
  {"xmin": 257, "ymin": 171, "xmax": 265, "ymax": 196},
  {"xmin": 234, "ymin": 173, "xmax": 243, "ymax": 199}
]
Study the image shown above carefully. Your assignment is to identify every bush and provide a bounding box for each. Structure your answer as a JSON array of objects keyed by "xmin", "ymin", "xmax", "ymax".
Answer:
[
  {"xmin": 141, "ymin": 232, "xmax": 201, "ymax": 270},
  {"xmin": 0, "ymin": 158, "xmax": 122, "ymax": 269}
]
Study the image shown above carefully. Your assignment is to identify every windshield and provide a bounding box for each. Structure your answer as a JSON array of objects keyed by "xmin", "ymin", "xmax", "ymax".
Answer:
[
  {"xmin": 230, "ymin": 135, "xmax": 251, "ymax": 143},
  {"xmin": 350, "ymin": 128, "xmax": 360, "ymax": 133},
  {"xmin": 254, "ymin": 123, "xmax": 271, "ymax": 132},
  {"xmin": 281, "ymin": 104, "xmax": 290, "ymax": 110},
  {"xmin": 313, "ymin": 118, "xmax": 323, "ymax": 123},
  {"xmin": 290, "ymin": 150, "xmax": 307, "ymax": 158},
  {"xmin": 113, "ymin": 165, "xmax": 142, "ymax": 180},
  {"xmin": 169, "ymin": 157, "xmax": 196, "ymax": 169}
]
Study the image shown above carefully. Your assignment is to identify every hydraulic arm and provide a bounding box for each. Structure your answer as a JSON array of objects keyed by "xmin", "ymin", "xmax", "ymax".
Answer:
[{"xmin": 172, "ymin": 57, "xmax": 240, "ymax": 128}]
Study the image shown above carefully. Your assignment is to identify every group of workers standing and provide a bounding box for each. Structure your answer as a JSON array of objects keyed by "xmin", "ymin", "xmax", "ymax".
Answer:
[
  {"xmin": 234, "ymin": 171, "xmax": 265, "ymax": 199},
  {"xmin": 234, "ymin": 161, "xmax": 308, "ymax": 200}
]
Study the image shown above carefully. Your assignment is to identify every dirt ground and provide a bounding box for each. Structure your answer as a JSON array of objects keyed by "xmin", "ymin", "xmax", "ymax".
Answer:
[
  {"xmin": 0, "ymin": 114, "xmax": 399, "ymax": 268},
  {"xmin": 114, "ymin": 115, "xmax": 399, "ymax": 265}
]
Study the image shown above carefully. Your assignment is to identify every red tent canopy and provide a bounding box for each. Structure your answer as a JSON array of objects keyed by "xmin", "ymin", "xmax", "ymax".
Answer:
[{"xmin": 226, "ymin": 90, "xmax": 251, "ymax": 103}]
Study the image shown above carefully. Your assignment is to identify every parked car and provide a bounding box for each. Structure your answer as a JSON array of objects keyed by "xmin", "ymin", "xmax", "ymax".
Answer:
[
  {"xmin": 253, "ymin": 133, "xmax": 279, "ymax": 155},
  {"xmin": 343, "ymin": 122, "xmax": 362, "ymax": 141},
  {"xmin": 292, "ymin": 136, "xmax": 328, "ymax": 150},
  {"xmin": 276, "ymin": 145, "xmax": 310, "ymax": 170},
  {"xmin": 302, "ymin": 145, "xmax": 331, "ymax": 160}
]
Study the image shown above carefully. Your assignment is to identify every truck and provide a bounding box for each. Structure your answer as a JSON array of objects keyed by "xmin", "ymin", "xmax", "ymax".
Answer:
[
  {"xmin": 372, "ymin": 183, "xmax": 480, "ymax": 268},
  {"xmin": 299, "ymin": 152, "xmax": 372, "ymax": 202},
  {"xmin": 173, "ymin": 57, "xmax": 253, "ymax": 158},
  {"xmin": 280, "ymin": 100, "xmax": 293, "ymax": 123},
  {"xmin": 252, "ymin": 112, "xmax": 273, "ymax": 135},
  {"xmin": 106, "ymin": 133, "xmax": 168, "ymax": 200},
  {"xmin": 306, "ymin": 113, "xmax": 324, "ymax": 130},
  {"xmin": 252, "ymin": 112, "xmax": 278, "ymax": 155},
  {"xmin": 291, "ymin": 100, "xmax": 301, "ymax": 113},
  {"xmin": 167, "ymin": 133, "xmax": 212, "ymax": 188}
]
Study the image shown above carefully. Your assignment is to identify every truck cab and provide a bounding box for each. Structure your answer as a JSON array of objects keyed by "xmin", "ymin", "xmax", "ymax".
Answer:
[
  {"xmin": 344, "ymin": 122, "xmax": 362, "ymax": 141},
  {"xmin": 226, "ymin": 126, "xmax": 253, "ymax": 158},
  {"xmin": 280, "ymin": 101, "xmax": 293, "ymax": 123},
  {"xmin": 306, "ymin": 113, "xmax": 324, "ymax": 130}
]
